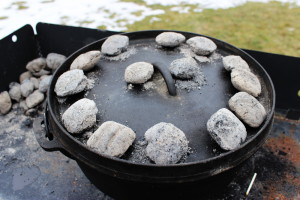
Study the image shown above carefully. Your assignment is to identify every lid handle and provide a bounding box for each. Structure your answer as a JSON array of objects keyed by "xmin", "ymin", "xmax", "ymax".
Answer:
[{"xmin": 152, "ymin": 62, "xmax": 177, "ymax": 96}]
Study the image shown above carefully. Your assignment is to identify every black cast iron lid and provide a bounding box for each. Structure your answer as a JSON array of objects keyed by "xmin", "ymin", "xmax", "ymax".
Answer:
[{"xmin": 48, "ymin": 30, "xmax": 275, "ymax": 165}]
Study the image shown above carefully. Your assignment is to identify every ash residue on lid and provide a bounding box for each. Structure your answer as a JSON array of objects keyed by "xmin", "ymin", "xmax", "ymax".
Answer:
[
  {"xmin": 174, "ymin": 70, "xmax": 207, "ymax": 92},
  {"xmin": 102, "ymin": 46, "xmax": 137, "ymax": 62},
  {"xmin": 170, "ymin": 57, "xmax": 207, "ymax": 92},
  {"xmin": 179, "ymin": 44, "xmax": 222, "ymax": 62},
  {"xmin": 124, "ymin": 139, "xmax": 151, "ymax": 164}
]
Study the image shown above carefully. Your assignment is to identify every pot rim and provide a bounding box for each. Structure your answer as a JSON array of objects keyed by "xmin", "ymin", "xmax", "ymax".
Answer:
[{"xmin": 47, "ymin": 30, "xmax": 276, "ymax": 168}]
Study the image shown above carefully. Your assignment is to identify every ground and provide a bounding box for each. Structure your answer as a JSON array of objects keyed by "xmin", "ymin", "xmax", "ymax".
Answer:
[{"xmin": 0, "ymin": 1, "xmax": 300, "ymax": 57}]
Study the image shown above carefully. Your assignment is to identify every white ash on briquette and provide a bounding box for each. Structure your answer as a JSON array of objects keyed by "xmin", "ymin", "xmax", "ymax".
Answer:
[
  {"xmin": 2, "ymin": 52, "xmax": 66, "ymax": 116},
  {"xmin": 155, "ymin": 32, "xmax": 186, "ymax": 47},
  {"xmin": 207, "ymin": 108, "xmax": 247, "ymax": 151},
  {"xmin": 186, "ymin": 36, "xmax": 217, "ymax": 56},
  {"xmin": 19, "ymin": 71, "xmax": 32, "ymax": 83},
  {"xmin": 144, "ymin": 122, "xmax": 189, "ymax": 165},
  {"xmin": 101, "ymin": 34, "xmax": 129, "ymax": 56},
  {"xmin": 124, "ymin": 62, "xmax": 154, "ymax": 84},
  {"xmin": 30, "ymin": 77, "xmax": 40, "ymax": 89},
  {"xmin": 46, "ymin": 53, "xmax": 66, "ymax": 71},
  {"xmin": 32, "ymin": 69, "xmax": 51, "ymax": 77},
  {"xmin": 25, "ymin": 90, "xmax": 45, "ymax": 109},
  {"xmin": 38, "ymin": 75, "xmax": 52, "ymax": 93},
  {"xmin": 179, "ymin": 43, "xmax": 222, "ymax": 63},
  {"xmin": 194, "ymin": 55, "xmax": 210, "ymax": 63},
  {"xmin": 229, "ymin": 92, "xmax": 267, "ymax": 128},
  {"xmin": 70, "ymin": 50, "xmax": 101, "ymax": 71},
  {"xmin": 87, "ymin": 121, "xmax": 136, "ymax": 157},
  {"xmin": 222, "ymin": 55, "xmax": 250, "ymax": 72},
  {"xmin": 19, "ymin": 100, "xmax": 28, "ymax": 111},
  {"xmin": 62, "ymin": 98, "xmax": 98, "ymax": 134},
  {"xmin": 0, "ymin": 91, "xmax": 12, "ymax": 115},
  {"xmin": 54, "ymin": 69, "xmax": 88, "ymax": 97},
  {"xmin": 26, "ymin": 57, "xmax": 47, "ymax": 73},
  {"xmin": 169, "ymin": 57, "xmax": 199, "ymax": 79},
  {"xmin": 102, "ymin": 46, "xmax": 137, "ymax": 62},
  {"xmin": 20, "ymin": 79, "xmax": 34, "ymax": 98},
  {"xmin": 230, "ymin": 68, "xmax": 262, "ymax": 97},
  {"xmin": 8, "ymin": 82, "xmax": 21, "ymax": 102}
]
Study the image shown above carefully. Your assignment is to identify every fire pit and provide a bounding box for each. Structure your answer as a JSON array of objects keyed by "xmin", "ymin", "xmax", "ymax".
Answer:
[
  {"xmin": 32, "ymin": 29, "xmax": 275, "ymax": 189},
  {"xmin": 1, "ymin": 23, "xmax": 299, "ymax": 200}
]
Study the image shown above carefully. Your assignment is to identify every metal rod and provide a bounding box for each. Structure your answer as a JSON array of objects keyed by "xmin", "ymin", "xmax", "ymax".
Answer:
[{"xmin": 246, "ymin": 173, "xmax": 257, "ymax": 196}]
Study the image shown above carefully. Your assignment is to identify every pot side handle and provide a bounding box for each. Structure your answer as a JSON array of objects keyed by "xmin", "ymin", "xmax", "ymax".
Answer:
[{"xmin": 33, "ymin": 115, "xmax": 62, "ymax": 152}]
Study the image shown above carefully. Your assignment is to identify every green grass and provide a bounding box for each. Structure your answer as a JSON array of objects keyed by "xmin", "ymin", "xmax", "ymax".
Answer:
[
  {"xmin": 76, "ymin": 20, "xmax": 95, "ymax": 26},
  {"xmin": 0, "ymin": 16, "xmax": 8, "ymax": 20},
  {"xmin": 97, "ymin": 25, "xmax": 108, "ymax": 30},
  {"xmin": 131, "ymin": 10, "xmax": 144, "ymax": 17},
  {"xmin": 124, "ymin": 1, "xmax": 300, "ymax": 57},
  {"xmin": 11, "ymin": 1, "xmax": 28, "ymax": 10}
]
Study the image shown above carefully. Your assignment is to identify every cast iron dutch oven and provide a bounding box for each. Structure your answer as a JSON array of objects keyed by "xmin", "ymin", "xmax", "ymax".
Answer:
[{"xmin": 34, "ymin": 30, "xmax": 275, "ymax": 198}]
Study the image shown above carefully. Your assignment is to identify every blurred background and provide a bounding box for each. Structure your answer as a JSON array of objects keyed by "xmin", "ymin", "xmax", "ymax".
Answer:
[{"xmin": 0, "ymin": 0, "xmax": 299, "ymax": 57}]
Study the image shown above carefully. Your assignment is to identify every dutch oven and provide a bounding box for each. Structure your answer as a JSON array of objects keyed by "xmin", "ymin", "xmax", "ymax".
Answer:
[{"xmin": 33, "ymin": 30, "xmax": 275, "ymax": 199}]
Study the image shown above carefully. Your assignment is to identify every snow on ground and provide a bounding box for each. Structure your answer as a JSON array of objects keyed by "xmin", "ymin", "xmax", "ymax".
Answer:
[
  {"xmin": 0, "ymin": 0, "xmax": 300, "ymax": 39},
  {"xmin": 0, "ymin": 0, "xmax": 164, "ymax": 39},
  {"xmin": 144, "ymin": 0, "xmax": 300, "ymax": 7}
]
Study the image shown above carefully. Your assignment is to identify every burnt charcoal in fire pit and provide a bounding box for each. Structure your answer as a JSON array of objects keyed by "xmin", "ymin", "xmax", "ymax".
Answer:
[
  {"xmin": 20, "ymin": 79, "xmax": 34, "ymax": 98},
  {"xmin": 8, "ymin": 82, "xmax": 21, "ymax": 102},
  {"xmin": 19, "ymin": 71, "xmax": 32, "ymax": 83},
  {"xmin": 19, "ymin": 100, "xmax": 28, "ymax": 111},
  {"xmin": 0, "ymin": 91, "xmax": 12, "ymax": 115},
  {"xmin": 229, "ymin": 92, "xmax": 266, "ymax": 128},
  {"xmin": 87, "ymin": 121, "xmax": 136, "ymax": 157},
  {"xmin": 70, "ymin": 50, "xmax": 101, "ymax": 71},
  {"xmin": 26, "ymin": 58, "xmax": 47, "ymax": 73},
  {"xmin": 145, "ymin": 122, "xmax": 189, "ymax": 165},
  {"xmin": 46, "ymin": 53, "xmax": 66, "ymax": 71},
  {"xmin": 155, "ymin": 32, "xmax": 186, "ymax": 47},
  {"xmin": 230, "ymin": 68, "xmax": 261, "ymax": 97},
  {"xmin": 32, "ymin": 69, "xmax": 51, "ymax": 77},
  {"xmin": 62, "ymin": 98, "xmax": 98, "ymax": 134},
  {"xmin": 30, "ymin": 77, "xmax": 40, "ymax": 89},
  {"xmin": 25, "ymin": 90, "xmax": 44, "ymax": 109},
  {"xmin": 39, "ymin": 75, "xmax": 52, "ymax": 93},
  {"xmin": 207, "ymin": 108, "xmax": 247, "ymax": 151},
  {"xmin": 54, "ymin": 69, "xmax": 87, "ymax": 97}
]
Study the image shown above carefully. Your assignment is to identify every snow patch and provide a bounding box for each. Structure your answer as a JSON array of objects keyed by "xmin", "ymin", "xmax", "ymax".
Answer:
[
  {"xmin": 0, "ymin": 0, "xmax": 299, "ymax": 39},
  {"xmin": 0, "ymin": 0, "xmax": 164, "ymax": 39}
]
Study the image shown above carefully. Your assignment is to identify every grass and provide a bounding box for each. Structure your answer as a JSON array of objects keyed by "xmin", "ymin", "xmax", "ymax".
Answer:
[
  {"xmin": 11, "ymin": 1, "xmax": 28, "ymax": 10},
  {"xmin": 123, "ymin": 1, "xmax": 300, "ymax": 57},
  {"xmin": 0, "ymin": 16, "xmax": 8, "ymax": 20},
  {"xmin": 76, "ymin": 20, "xmax": 95, "ymax": 26},
  {"xmin": 131, "ymin": 10, "xmax": 144, "ymax": 17},
  {"xmin": 97, "ymin": 25, "xmax": 108, "ymax": 30}
]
